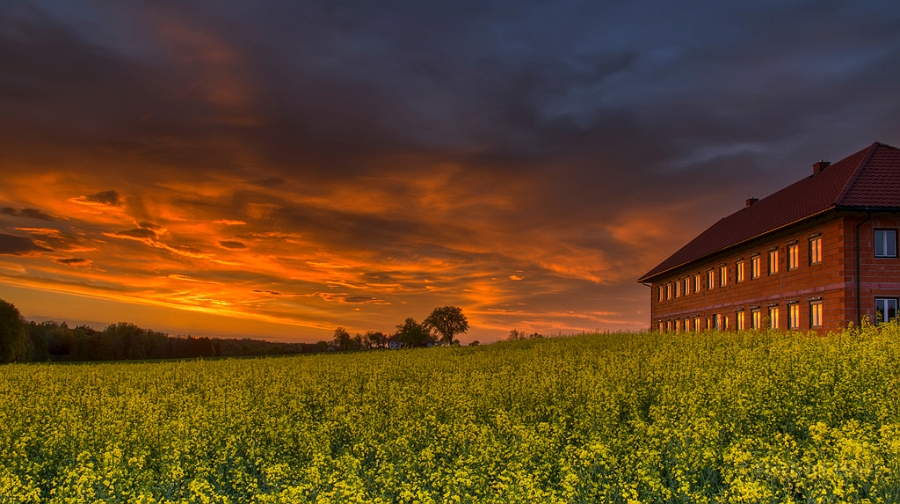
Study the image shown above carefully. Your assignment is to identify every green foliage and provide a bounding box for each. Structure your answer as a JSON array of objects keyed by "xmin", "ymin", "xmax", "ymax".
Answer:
[
  {"xmin": 2, "ymin": 325, "xmax": 900, "ymax": 502},
  {"xmin": 424, "ymin": 305, "xmax": 469, "ymax": 345},
  {"xmin": 0, "ymin": 298, "xmax": 26, "ymax": 363},
  {"xmin": 395, "ymin": 317, "xmax": 432, "ymax": 348}
]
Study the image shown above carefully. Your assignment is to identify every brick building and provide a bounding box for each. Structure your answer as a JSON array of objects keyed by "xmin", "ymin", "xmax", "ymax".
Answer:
[{"xmin": 638, "ymin": 141, "xmax": 900, "ymax": 333}]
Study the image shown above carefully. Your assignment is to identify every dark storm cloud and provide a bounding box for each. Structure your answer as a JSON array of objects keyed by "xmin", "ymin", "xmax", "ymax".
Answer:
[
  {"xmin": 218, "ymin": 241, "xmax": 245, "ymax": 249},
  {"xmin": 0, "ymin": 207, "xmax": 54, "ymax": 220},
  {"xmin": 56, "ymin": 257, "xmax": 90, "ymax": 266},
  {"xmin": 70, "ymin": 191, "xmax": 123, "ymax": 207},
  {"xmin": 0, "ymin": 233, "xmax": 52, "ymax": 255}
]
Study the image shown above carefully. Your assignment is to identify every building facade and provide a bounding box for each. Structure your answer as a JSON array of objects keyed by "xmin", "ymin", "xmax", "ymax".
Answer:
[{"xmin": 639, "ymin": 142, "xmax": 900, "ymax": 333}]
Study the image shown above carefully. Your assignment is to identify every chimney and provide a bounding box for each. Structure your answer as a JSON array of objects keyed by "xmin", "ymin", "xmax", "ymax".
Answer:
[
  {"xmin": 813, "ymin": 160, "xmax": 830, "ymax": 175},
  {"xmin": 745, "ymin": 197, "xmax": 759, "ymax": 208}
]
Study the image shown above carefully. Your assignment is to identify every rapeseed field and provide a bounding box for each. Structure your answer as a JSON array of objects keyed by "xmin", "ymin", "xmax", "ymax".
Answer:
[{"xmin": 1, "ymin": 323, "xmax": 899, "ymax": 503}]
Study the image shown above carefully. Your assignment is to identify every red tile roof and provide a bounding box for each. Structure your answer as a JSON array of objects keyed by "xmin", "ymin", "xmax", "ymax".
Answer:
[{"xmin": 638, "ymin": 142, "xmax": 900, "ymax": 283}]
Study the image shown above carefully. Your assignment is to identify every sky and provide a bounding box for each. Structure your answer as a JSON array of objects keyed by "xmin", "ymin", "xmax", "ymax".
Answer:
[{"xmin": 1, "ymin": 0, "xmax": 899, "ymax": 343}]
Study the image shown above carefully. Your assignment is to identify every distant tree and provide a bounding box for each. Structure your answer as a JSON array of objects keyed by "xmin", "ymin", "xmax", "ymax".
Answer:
[
  {"xmin": 353, "ymin": 333, "xmax": 364, "ymax": 351},
  {"xmin": 332, "ymin": 327, "xmax": 352, "ymax": 351},
  {"xmin": 0, "ymin": 299, "xmax": 27, "ymax": 363},
  {"xmin": 363, "ymin": 331, "xmax": 387, "ymax": 349},
  {"xmin": 469, "ymin": 340, "xmax": 480, "ymax": 347},
  {"xmin": 424, "ymin": 306, "xmax": 469, "ymax": 346},
  {"xmin": 396, "ymin": 318, "xmax": 432, "ymax": 348},
  {"xmin": 314, "ymin": 340, "xmax": 329, "ymax": 353},
  {"xmin": 508, "ymin": 328, "xmax": 526, "ymax": 341}
]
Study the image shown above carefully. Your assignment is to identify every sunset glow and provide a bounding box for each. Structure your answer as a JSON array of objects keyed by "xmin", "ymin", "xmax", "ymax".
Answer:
[{"xmin": 2, "ymin": 1, "xmax": 898, "ymax": 342}]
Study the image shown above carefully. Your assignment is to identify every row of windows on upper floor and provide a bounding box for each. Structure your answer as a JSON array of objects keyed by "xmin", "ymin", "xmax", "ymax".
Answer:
[
  {"xmin": 656, "ymin": 229, "xmax": 899, "ymax": 303},
  {"xmin": 658, "ymin": 299, "xmax": 822, "ymax": 333}
]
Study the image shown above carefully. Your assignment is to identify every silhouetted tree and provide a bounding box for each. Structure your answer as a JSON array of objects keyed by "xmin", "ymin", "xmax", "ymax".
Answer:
[
  {"xmin": 0, "ymin": 299, "xmax": 26, "ymax": 363},
  {"xmin": 364, "ymin": 331, "xmax": 387, "ymax": 349},
  {"xmin": 332, "ymin": 327, "xmax": 352, "ymax": 351},
  {"xmin": 424, "ymin": 306, "xmax": 469, "ymax": 346},
  {"xmin": 396, "ymin": 318, "xmax": 432, "ymax": 348}
]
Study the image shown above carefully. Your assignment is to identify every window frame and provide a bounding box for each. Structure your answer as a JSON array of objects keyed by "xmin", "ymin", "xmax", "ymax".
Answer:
[
  {"xmin": 788, "ymin": 303, "xmax": 800, "ymax": 329},
  {"xmin": 809, "ymin": 300, "xmax": 823, "ymax": 328},
  {"xmin": 708, "ymin": 270, "xmax": 715, "ymax": 290},
  {"xmin": 694, "ymin": 274, "xmax": 701, "ymax": 293},
  {"xmin": 751, "ymin": 309, "xmax": 761, "ymax": 329},
  {"xmin": 809, "ymin": 236, "xmax": 822, "ymax": 264},
  {"xmin": 788, "ymin": 243, "xmax": 799, "ymax": 270},
  {"xmin": 736, "ymin": 261, "xmax": 745, "ymax": 283},
  {"xmin": 768, "ymin": 249, "xmax": 779, "ymax": 275},
  {"xmin": 719, "ymin": 265, "xmax": 727, "ymax": 287},
  {"xmin": 874, "ymin": 229, "xmax": 898, "ymax": 258},
  {"xmin": 875, "ymin": 297, "xmax": 899, "ymax": 325},
  {"xmin": 751, "ymin": 255, "xmax": 761, "ymax": 279},
  {"xmin": 768, "ymin": 306, "xmax": 780, "ymax": 329},
  {"xmin": 736, "ymin": 310, "xmax": 745, "ymax": 331}
]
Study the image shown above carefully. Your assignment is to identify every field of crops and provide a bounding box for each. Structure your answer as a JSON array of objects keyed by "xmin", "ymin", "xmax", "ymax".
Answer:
[{"xmin": 2, "ymin": 324, "xmax": 900, "ymax": 503}]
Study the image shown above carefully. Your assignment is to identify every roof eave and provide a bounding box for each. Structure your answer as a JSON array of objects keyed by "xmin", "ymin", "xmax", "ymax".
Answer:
[{"xmin": 636, "ymin": 206, "xmax": 839, "ymax": 283}]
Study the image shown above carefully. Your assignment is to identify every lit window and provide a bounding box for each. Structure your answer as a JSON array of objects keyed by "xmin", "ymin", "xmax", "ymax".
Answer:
[
  {"xmin": 658, "ymin": 286, "xmax": 663, "ymax": 302},
  {"xmin": 810, "ymin": 301, "xmax": 823, "ymax": 328},
  {"xmin": 788, "ymin": 244, "xmax": 799, "ymax": 270},
  {"xmin": 694, "ymin": 274, "xmax": 701, "ymax": 293},
  {"xmin": 719, "ymin": 265, "xmax": 727, "ymax": 287},
  {"xmin": 675, "ymin": 280, "xmax": 680, "ymax": 298},
  {"xmin": 736, "ymin": 311, "xmax": 745, "ymax": 330},
  {"xmin": 809, "ymin": 237, "xmax": 822, "ymax": 264},
  {"xmin": 751, "ymin": 255, "xmax": 760, "ymax": 279},
  {"xmin": 724, "ymin": 315, "xmax": 729, "ymax": 330},
  {"xmin": 658, "ymin": 321, "xmax": 664, "ymax": 333},
  {"xmin": 788, "ymin": 303, "xmax": 800, "ymax": 329},
  {"xmin": 666, "ymin": 283, "xmax": 671, "ymax": 300},
  {"xmin": 684, "ymin": 317, "xmax": 690, "ymax": 331},
  {"xmin": 875, "ymin": 229, "xmax": 897, "ymax": 258},
  {"xmin": 713, "ymin": 313, "xmax": 722, "ymax": 330},
  {"xmin": 751, "ymin": 309, "xmax": 761, "ymax": 329},
  {"xmin": 708, "ymin": 270, "xmax": 715, "ymax": 290},
  {"xmin": 736, "ymin": 261, "xmax": 745, "ymax": 283},
  {"xmin": 768, "ymin": 249, "xmax": 779, "ymax": 275},
  {"xmin": 768, "ymin": 306, "xmax": 780, "ymax": 329},
  {"xmin": 666, "ymin": 320, "xmax": 671, "ymax": 333},
  {"xmin": 694, "ymin": 316, "xmax": 701, "ymax": 331},
  {"xmin": 875, "ymin": 298, "xmax": 898, "ymax": 324},
  {"xmin": 684, "ymin": 277, "xmax": 690, "ymax": 296}
]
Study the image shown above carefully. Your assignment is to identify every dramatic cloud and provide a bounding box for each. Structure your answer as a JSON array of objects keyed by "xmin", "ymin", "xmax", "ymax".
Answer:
[
  {"xmin": 70, "ymin": 191, "xmax": 123, "ymax": 208},
  {"xmin": 0, "ymin": 0, "xmax": 898, "ymax": 341},
  {"xmin": 0, "ymin": 233, "xmax": 52, "ymax": 255}
]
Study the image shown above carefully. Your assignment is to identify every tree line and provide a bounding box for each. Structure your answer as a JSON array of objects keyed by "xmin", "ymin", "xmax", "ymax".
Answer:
[{"xmin": 0, "ymin": 298, "xmax": 471, "ymax": 363}]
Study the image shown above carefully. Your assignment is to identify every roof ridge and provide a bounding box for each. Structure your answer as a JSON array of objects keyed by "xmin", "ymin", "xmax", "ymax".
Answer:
[{"xmin": 834, "ymin": 142, "xmax": 881, "ymax": 205}]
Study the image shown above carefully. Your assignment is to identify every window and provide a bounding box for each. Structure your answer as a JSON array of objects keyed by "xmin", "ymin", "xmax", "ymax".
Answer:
[
  {"xmin": 694, "ymin": 274, "xmax": 701, "ymax": 293},
  {"xmin": 875, "ymin": 229, "xmax": 897, "ymax": 258},
  {"xmin": 751, "ymin": 255, "xmax": 761, "ymax": 279},
  {"xmin": 723, "ymin": 315, "xmax": 729, "ymax": 330},
  {"xmin": 675, "ymin": 280, "xmax": 680, "ymax": 298},
  {"xmin": 809, "ymin": 301, "xmax": 823, "ymax": 328},
  {"xmin": 719, "ymin": 265, "xmax": 727, "ymax": 287},
  {"xmin": 736, "ymin": 311, "xmax": 745, "ymax": 330},
  {"xmin": 788, "ymin": 303, "xmax": 800, "ymax": 329},
  {"xmin": 713, "ymin": 313, "xmax": 722, "ymax": 330},
  {"xmin": 666, "ymin": 283, "xmax": 671, "ymax": 300},
  {"xmin": 736, "ymin": 261, "xmax": 745, "ymax": 283},
  {"xmin": 768, "ymin": 306, "xmax": 780, "ymax": 329},
  {"xmin": 674, "ymin": 319, "xmax": 680, "ymax": 334},
  {"xmin": 658, "ymin": 321, "xmax": 663, "ymax": 333},
  {"xmin": 658, "ymin": 286, "xmax": 663, "ymax": 302},
  {"xmin": 694, "ymin": 316, "xmax": 701, "ymax": 332},
  {"xmin": 751, "ymin": 309, "xmax": 761, "ymax": 329},
  {"xmin": 788, "ymin": 244, "xmax": 799, "ymax": 270},
  {"xmin": 684, "ymin": 317, "xmax": 690, "ymax": 332},
  {"xmin": 708, "ymin": 270, "xmax": 715, "ymax": 290},
  {"xmin": 666, "ymin": 320, "xmax": 671, "ymax": 333},
  {"xmin": 684, "ymin": 277, "xmax": 690, "ymax": 296},
  {"xmin": 768, "ymin": 249, "xmax": 779, "ymax": 275},
  {"xmin": 875, "ymin": 298, "xmax": 898, "ymax": 324},
  {"xmin": 809, "ymin": 237, "xmax": 822, "ymax": 264}
]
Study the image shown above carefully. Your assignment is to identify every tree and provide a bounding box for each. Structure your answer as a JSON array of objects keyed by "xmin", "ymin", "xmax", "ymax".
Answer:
[
  {"xmin": 0, "ymin": 299, "xmax": 27, "ymax": 363},
  {"xmin": 424, "ymin": 306, "xmax": 469, "ymax": 346},
  {"xmin": 396, "ymin": 318, "xmax": 432, "ymax": 348},
  {"xmin": 508, "ymin": 328, "xmax": 526, "ymax": 341},
  {"xmin": 364, "ymin": 331, "xmax": 387, "ymax": 349},
  {"xmin": 332, "ymin": 327, "xmax": 352, "ymax": 351}
]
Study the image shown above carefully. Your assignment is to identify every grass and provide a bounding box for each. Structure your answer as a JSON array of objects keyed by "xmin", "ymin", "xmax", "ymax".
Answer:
[{"xmin": 1, "ymin": 324, "xmax": 899, "ymax": 503}]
